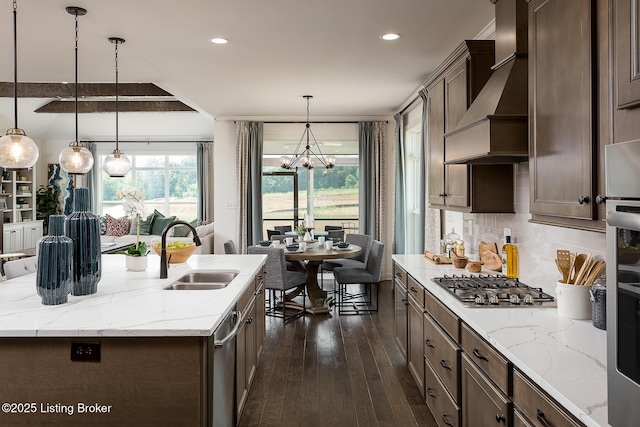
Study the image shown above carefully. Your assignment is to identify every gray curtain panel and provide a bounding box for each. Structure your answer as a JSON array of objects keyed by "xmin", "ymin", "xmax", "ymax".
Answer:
[
  {"xmin": 236, "ymin": 121, "xmax": 264, "ymax": 252},
  {"xmin": 197, "ymin": 141, "xmax": 213, "ymax": 221},
  {"xmin": 86, "ymin": 142, "xmax": 98, "ymax": 212},
  {"xmin": 358, "ymin": 121, "xmax": 386, "ymax": 240},
  {"xmin": 394, "ymin": 113, "xmax": 406, "ymax": 254}
]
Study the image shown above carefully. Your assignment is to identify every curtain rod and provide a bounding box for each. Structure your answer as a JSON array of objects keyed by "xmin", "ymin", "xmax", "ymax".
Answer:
[{"xmin": 86, "ymin": 140, "xmax": 212, "ymax": 144}]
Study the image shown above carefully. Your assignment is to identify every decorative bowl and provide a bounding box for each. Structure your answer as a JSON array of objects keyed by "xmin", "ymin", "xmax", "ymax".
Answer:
[
  {"xmin": 286, "ymin": 244, "xmax": 300, "ymax": 252},
  {"xmin": 337, "ymin": 242, "xmax": 350, "ymax": 249},
  {"xmin": 258, "ymin": 240, "xmax": 271, "ymax": 247},
  {"xmin": 452, "ymin": 256, "xmax": 468, "ymax": 268},
  {"xmin": 152, "ymin": 243, "xmax": 197, "ymax": 263}
]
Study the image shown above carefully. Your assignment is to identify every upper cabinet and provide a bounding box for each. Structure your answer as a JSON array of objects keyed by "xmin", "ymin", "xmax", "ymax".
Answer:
[
  {"xmin": 426, "ymin": 40, "xmax": 516, "ymax": 213},
  {"xmin": 528, "ymin": 0, "xmax": 608, "ymax": 230}
]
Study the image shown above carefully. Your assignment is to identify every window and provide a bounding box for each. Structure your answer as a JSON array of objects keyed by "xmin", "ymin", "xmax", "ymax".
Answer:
[
  {"xmin": 261, "ymin": 123, "xmax": 359, "ymax": 236},
  {"xmin": 98, "ymin": 146, "xmax": 198, "ymax": 221}
]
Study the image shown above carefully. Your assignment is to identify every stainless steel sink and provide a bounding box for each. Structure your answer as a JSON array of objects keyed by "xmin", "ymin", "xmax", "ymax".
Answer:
[{"xmin": 163, "ymin": 270, "xmax": 239, "ymax": 290}]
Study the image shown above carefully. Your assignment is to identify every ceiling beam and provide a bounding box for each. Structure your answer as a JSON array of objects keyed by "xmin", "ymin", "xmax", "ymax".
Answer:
[
  {"xmin": 35, "ymin": 100, "xmax": 196, "ymax": 113},
  {"xmin": 0, "ymin": 82, "xmax": 173, "ymax": 98}
]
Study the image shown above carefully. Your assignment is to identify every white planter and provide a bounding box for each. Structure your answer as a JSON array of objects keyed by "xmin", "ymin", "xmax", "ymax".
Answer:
[{"xmin": 126, "ymin": 255, "xmax": 148, "ymax": 272}]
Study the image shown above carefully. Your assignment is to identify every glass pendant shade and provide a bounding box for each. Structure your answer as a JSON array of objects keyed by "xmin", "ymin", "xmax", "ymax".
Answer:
[
  {"xmin": 59, "ymin": 141, "xmax": 94, "ymax": 174},
  {"xmin": 103, "ymin": 149, "xmax": 130, "ymax": 177},
  {"xmin": 0, "ymin": 129, "xmax": 39, "ymax": 170}
]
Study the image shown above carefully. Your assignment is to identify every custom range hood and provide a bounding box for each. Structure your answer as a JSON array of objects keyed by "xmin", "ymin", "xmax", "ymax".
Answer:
[{"xmin": 445, "ymin": 0, "xmax": 528, "ymax": 164}]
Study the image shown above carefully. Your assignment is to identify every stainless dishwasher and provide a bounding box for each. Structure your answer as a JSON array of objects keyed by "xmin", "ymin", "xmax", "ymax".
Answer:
[{"xmin": 212, "ymin": 310, "xmax": 240, "ymax": 427}]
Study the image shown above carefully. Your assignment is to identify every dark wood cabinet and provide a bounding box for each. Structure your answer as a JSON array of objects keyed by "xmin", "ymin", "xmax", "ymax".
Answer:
[
  {"xmin": 461, "ymin": 353, "xmax": 512, "ymax": 427},
  {"xmin": 236, "ymin": 279, "xmax": 258, "ymax": 422},
  {"xmin": 408, "ymin": 276, "xmax": 425, "ymax": 395},
  {"xmin": 426, "ymin": 40, "xmax": 515, "ymax": 213},
  {"xmin": 614, "ymin": 0, "xmax": 640, "ymax": 109},
  {"xmin": 394, "ymin": 264, "xmax": 408, "ymax": 360},
  {"xmin": 528, "ymin": 0, "xmax": 607, "ymax": 229}
]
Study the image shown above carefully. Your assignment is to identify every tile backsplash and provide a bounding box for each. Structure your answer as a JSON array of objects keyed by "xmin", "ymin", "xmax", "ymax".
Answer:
[{"xmin": 459, "ymin": 162, "xmax": 606, "ymax": 294}]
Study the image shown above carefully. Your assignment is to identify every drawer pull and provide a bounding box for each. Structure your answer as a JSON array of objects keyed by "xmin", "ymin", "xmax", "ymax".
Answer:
[
  {"xmin": 536, "ymin": 409, "xmax": 554, "ymax": 427},
  {"xmin": 442, "ymin": 414, "xmax": 455, "ymax": 426},
  {"xmin": 495, "ymin": 413, "xmax": 506, "ymax": 423},
  {"xmin": 472, "ymin": 347, "xmax": 489, "ymax": 362},
  {"xmin": 410, "ymin": 286, "xmax": 418, "ymax": 293},
  {"xmin": 396, "ymin": 272, "xmax": 403, "ymax": 278},
  {"xmin": 425, "ymin": 339, "xmax": 435, "ymax": 349},
  {"xmin": 426, "ymin": 387, "xmax": 437, "ymax": 398},
  {"xmin": 439, "ymin": 359, "xmax": 452, "ymax": 371}
]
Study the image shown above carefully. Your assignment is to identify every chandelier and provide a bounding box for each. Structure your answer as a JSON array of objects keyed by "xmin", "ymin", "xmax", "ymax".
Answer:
[
  {"xmin": 59, "ymin": 6, "xmax": 94, "ymax": 175},
  {"xmin": 0, "ymin": 0, "xmax": 39, "ymax": 170},
  {"xmin": 280, "ymin": 95, "xmax": 335, "ymax": 170}
]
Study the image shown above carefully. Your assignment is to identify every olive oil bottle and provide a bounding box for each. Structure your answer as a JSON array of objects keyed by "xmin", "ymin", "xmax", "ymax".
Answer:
[{"xmin": 501, "ymin": 230, "xmax": 518, "ymax": 278}]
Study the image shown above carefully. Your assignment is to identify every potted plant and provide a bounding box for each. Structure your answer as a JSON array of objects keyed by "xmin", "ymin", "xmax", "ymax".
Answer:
[
  {"xmin": 36, "ymin": 185, "xmax": 61, "ymax": 235},
  {"xmin": 116, "ymin": 186, "xmax": 149, "ymax": 271},
  {"xmin": 295, "ymin": 223, "xmax": 306, "ymax": 241}
]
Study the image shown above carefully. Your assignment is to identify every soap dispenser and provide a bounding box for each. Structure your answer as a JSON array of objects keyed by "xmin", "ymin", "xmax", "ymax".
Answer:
[{"xmin": 501, "ymin": 228, "xmax": 518, "ymax": 278}]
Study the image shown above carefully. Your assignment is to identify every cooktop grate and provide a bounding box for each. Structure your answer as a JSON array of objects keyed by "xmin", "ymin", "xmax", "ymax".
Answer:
[{"xmin": 431, "ymin": 274, "xmax": 555, "ymax": 307}]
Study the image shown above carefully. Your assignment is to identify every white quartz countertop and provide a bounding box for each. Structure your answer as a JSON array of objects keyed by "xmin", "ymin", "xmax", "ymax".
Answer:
[
  {"xmin": 392, "ymin": 255, "xmax": 608, "ymax": 427},
  {"xmin": 0, "ymin": 254, "xmax": 266, "ymax": 338}
]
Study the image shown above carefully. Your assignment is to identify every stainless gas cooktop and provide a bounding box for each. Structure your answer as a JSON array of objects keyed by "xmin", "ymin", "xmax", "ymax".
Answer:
[{"xmin": 431, "ymin": 274, "xmax": 555, "ymax": 307}]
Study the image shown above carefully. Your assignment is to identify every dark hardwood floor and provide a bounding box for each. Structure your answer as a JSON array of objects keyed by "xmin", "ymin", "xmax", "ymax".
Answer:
[{"xmin": 239, "ymin": 280, "xmax": 437, "ymax": 427}]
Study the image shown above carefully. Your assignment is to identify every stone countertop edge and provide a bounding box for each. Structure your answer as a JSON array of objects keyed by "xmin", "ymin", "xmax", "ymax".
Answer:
[
  {"xmin": 392, "ymin": 254, "xmax": 609, "ymax": 427},
  {"xmin": 0, "ymin": 254, "xmax": 267, "ymax": 339}
]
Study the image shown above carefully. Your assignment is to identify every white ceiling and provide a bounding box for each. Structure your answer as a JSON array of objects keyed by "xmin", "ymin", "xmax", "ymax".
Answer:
[{"xmin": 0, "ymin": 0, "xmax": 495, "ymax": 141}]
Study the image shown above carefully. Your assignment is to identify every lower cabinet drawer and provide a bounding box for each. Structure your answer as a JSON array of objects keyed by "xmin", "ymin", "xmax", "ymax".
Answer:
[
  {"xmin": 460, "ymin": 322, "xmax": 510, "ymax": 395},
  {"xmin": 425, "ymin": 289, "xmax": 460, "ymax": 342},
  {"xmin": 460, "ymin": 353, "xmax": 511, "ymax": 427},
  {"xmin": 512, "ymin": 369, "xmax": 584, "ymax": 427},
  {"xmin": 424, "ymin": 312, "xmax": 460, "ymax": 402},
  {"xmin": 425, "ymin": 359, "xmax": 461, "ymax": 427}
]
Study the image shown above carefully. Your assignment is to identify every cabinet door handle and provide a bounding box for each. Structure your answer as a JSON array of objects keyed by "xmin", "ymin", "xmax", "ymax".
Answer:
[
  {"xmin": 426, "ymin": 387, "xmax": 437, "ymax": 398},
  {"xmin": 395, "ymin": 272, "xmax": 403, "ymax": 279},
  {"xmin": 578, "ymin": 195, "xmax": 590, "ymax": 205},
  {"xmin": 536, "ymin": 409, "xmax": 554, "ymax": 427},
  {"xmin": 495, "ymin": 413, "xmax": 506, "ymax": 423},
  {"xmin": 595, "ymin": 194, "xmax": 607, "ymax": 205},
  {"xmin": 440, "ymin": 359, "xmax": 452, "ymax": 371},
  {"xmin": 442, "ymin": 414, "xmax": 455, "ymax": 426},
  {"xmin": 472, "ymin": 347, "xmax": 489, "ymax": 362},
  {"xmin": 425, "ymin": 339, "xmax": 435, "ymax": 349},
  {"xmin": 410, "ymin": 286, "xmax": 418, "ymax": 293}
]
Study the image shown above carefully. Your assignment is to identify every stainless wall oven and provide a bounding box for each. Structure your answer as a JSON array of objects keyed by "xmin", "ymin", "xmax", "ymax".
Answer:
[{"xmin": 606, "ymin": 140, "xmax": 640, "ymax": 427}]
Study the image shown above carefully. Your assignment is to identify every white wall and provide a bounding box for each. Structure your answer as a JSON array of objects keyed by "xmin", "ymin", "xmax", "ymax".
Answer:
[{"xmin": 212, "ymin": 119, "xmax": 238, "ymax": 254}]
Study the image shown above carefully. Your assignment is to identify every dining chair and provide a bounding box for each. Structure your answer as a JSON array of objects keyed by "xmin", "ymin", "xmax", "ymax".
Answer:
[
  {"xmin": 247, "ymin": 246, "xmax": 306, "ymax": 322},
  {"xmin": 333, "ymin": 240, "xmax": 384, "ymax": 314},
  {"xmin": 266, "ymin": 229, "xmax": 280, "ymax": 240},
  {"xmin": 270, "ymin": 235, "xmax": 288, "ymax": 242},
  {"xmin": 274, "ymin": 225, "xmax": 292, "ymax": 233},
  {"xmin": 223, "ymin": 240, "xmax": 237, "ymax": 254},
  {"xmin": 4, "ymin": 256, "xmax": 38, "ymax": 280},
  {"xmin": 320, "ymin": 233, "xmax": 372, "ymax": 290},
  {"xmin": 324, "ymin": 225, "xmax": 344, "ymax": 241}
]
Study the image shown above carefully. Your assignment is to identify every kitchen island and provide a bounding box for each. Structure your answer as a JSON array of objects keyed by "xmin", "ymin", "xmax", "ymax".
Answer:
[
  {"xmin": 393, "ymin": 254, "xmax": 608, "ymax": 427},
  {"xmin": 0, "ymin": 254, "xmax": 267, "ymax": 426}
]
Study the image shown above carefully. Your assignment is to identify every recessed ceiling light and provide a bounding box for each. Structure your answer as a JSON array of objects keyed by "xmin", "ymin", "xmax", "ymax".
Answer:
[
  {"xmin": 210, "ymin": 37, "xmax": 228, "ymax": 45},
  {"xmin": 380, "ymin": 33, "xmax": 401, "ymax": 41}
]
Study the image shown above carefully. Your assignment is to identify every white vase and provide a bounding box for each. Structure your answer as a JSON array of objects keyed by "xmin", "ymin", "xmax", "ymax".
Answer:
[{"xmin": 126, "ymin": 255, "xmax": 148, "ymax": 272}]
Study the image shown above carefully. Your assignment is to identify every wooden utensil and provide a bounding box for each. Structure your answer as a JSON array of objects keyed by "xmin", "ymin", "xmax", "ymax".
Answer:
[
  {"xmin": 584, "ymin": 260, "xmax": 606, "ymax": 286},
  {"xmin": 569, "ymin": 253, "xmax": 587, "ymax": 284},
  {"xmin": 573, "ymin": 253, "xmax": 593, "ymax": 285},
  {"xmin": 556, "ymin": 250, "xmax": 572, "ymax": 283}
]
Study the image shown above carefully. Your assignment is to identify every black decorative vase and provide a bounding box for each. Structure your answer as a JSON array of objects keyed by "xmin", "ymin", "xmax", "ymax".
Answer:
[
  {"xmin": 65, "ymin": 188, "xmax": 102, "ymax": 296},
  {"xmin": 36, "ymin": 215, "xmax": 73, "ymax": 305}
]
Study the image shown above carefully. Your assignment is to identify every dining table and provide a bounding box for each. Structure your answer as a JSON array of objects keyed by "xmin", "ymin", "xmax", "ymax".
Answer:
[{"xmin": 282, "ymin": 242, "xmax": 361, "ymax": 314}]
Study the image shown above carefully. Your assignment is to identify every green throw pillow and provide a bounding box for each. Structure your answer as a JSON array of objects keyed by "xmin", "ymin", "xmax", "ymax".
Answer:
[
  {"xmin": 129, "ymin": 212, "xmax": 155, "ymax": 235},
  {"xmin": 172, "ymin": 218, "xmax": 198, "ymax": 237},
  {"xmin": 150, "ymin": 213, "xmax": 176, "ymax": 235}
]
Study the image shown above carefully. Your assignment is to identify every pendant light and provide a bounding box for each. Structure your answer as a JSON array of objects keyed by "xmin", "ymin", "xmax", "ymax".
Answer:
[
  {"xmin": 0, "ymin": 0, "xmax": 39, "ymax": 170},
  {"xmin": 59, "ymin": 6, "xmax": 93, "ymax": 175},
  {"xmin": 102, "ymin": 37, "xmax": 130, "ymax": 178}
]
